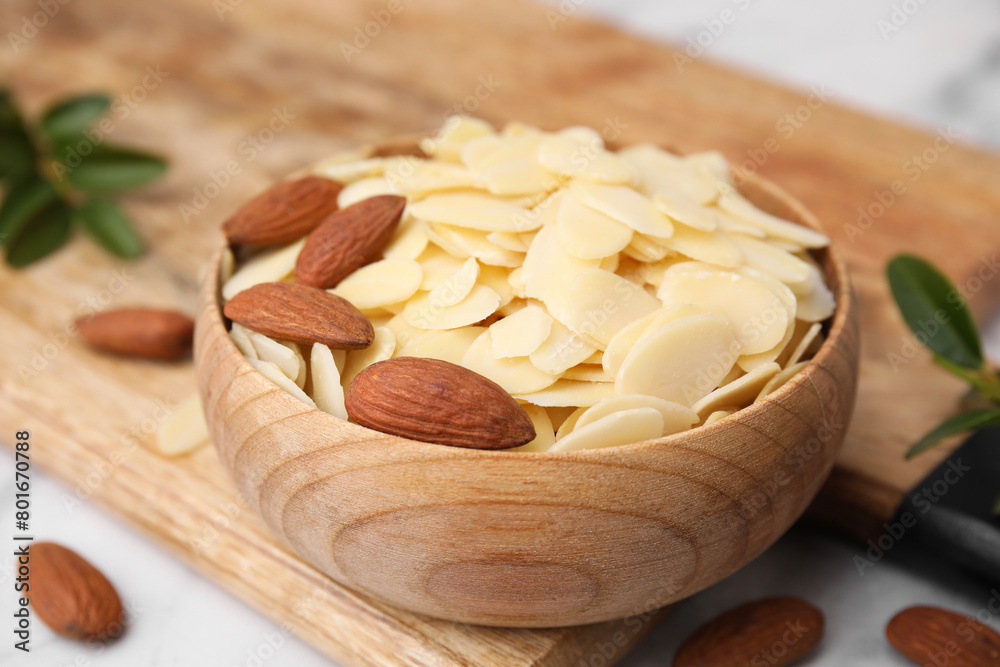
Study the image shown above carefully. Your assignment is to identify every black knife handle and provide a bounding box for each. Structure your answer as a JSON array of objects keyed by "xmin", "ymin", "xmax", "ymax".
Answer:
[
  {"xmin": 899, "ymin": 501, "xmax": 1000, "ymax": 583},
  {"xmin": 894, "ymin": 426, "xmax": 1000, "ymax": 584}
]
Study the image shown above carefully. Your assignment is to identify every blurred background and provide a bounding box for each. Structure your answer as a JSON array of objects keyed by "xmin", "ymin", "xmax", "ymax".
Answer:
[
  {"xmin": 2, "ymin": 0, "xmax": 999, "ymax": 665},
  {"xmin": 576, "ymin": 0, "xmax": 1000, "ymax": 147}
]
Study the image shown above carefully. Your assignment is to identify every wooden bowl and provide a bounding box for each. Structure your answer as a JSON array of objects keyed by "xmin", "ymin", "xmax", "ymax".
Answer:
[{"xmin": 194, "ymin": 139, "xmax": 859, "ymax": 628}]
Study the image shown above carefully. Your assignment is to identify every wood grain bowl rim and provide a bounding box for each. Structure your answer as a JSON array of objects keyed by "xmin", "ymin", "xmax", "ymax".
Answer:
[{"xmin": 202, "ymin": 139, "xmax": 855, "ymax": 461}]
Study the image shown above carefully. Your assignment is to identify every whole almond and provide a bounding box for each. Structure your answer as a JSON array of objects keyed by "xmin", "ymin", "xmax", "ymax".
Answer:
[
  {"xmin": 222, "ymin": 176, "xmax": 343, "ymax": 246},
  {"xmin": 887, "ymin": 606, "xmax": 1000, "ymax": 666},
  {"xmin": 76, "ymin": 308, "xmax": 194, "ymax": 360},
  {"xmin": 223, "ymin": 282, "xmax": 373, "ymax": 349},
  {"xmin": 295, "ymin": 194, "xmax": 406, "ymax": 289},
  {"xmin": 345, "ymin": 357, "xmax": 536, "ymax": 449},
  {"xmin": 26, "ymin": 542, "xmax": 124, "ymax": 642},
  {"xmin": 673, "ymin": 597, "xmax": 824, "ymax": 667}
]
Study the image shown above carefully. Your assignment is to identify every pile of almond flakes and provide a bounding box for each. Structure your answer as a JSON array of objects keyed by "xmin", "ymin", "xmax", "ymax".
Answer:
[{"xmin": 218, "ymin": 116, "xmax": 835, "ymax": 452}]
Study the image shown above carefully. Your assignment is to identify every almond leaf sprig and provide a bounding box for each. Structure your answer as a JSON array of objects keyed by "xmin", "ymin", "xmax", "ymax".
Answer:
[
  {"xmin": 888, "ymin": 254, "xmax": 1000, "ymax": 513},
  {"xmin": 0, "ymin": 89, "xmax": 167, "ymax": 267}
]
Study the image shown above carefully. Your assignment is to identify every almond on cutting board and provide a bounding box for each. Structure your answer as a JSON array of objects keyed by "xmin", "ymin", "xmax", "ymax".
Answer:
[
  {"xmin": 673, "ymin": 597, "xmax": 824, "ymax": 667},
  {"xmin": 223, "ymin": 282, "xmax": 374, "ymax": 349},
  {"xmin": 222, "ymin": 176, "xmax": 343, "ymax": 246},
  {"xmin": 887, "ymin": 606, "xmax": 1000, "ymax": 667},
  {"xmin": 295, "ymin": 194, "xmax": 406, "ymax": 288},
  {"xmin": 26, "ymin": 542, "xmax": 124, "ymax": 642},
  {"xmin": 344, "ymin": 356, "xmax": 536, "ymax": 449},
  {"xmin": 76, "ymin": 308, "xmax": 194, "ymax": 360}
]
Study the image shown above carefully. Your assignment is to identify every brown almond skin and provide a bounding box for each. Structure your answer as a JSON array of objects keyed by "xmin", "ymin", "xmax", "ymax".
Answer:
[
  {"xmin": 222, "ymin": 176, "xmax": 343, "ymax": 246},
  {"xmin": 295, "ymin": 194, "xmax": 406, "ymax": 289},
  {"xmin": 224, "ymin": 282, "xmax": 373, "ymax": 349},
  {"xmin": 673, "ymin": 597, "xmax": 824, "ymax": 667},
  {"xmin": 76, "ymin": 308, "xmax": 194, "ymax": 360},
  {"xmin": 887, "ymin": 606, "xmax": 1000, "ymax": 666},
  {"xmin": 345, "ymin": 357, "xmax": 536, "ymax": 449},
  {"xmin": 26, "ymin": 542, "xmax": 125, "ymax": 642}
]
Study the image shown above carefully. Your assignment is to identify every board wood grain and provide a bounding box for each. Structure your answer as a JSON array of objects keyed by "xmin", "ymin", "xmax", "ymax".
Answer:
[{"xmin": 2, "ymin": 0, "xmax": 999, "ymax": 663}]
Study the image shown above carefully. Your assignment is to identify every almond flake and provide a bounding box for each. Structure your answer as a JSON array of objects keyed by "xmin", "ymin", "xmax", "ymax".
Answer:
[
  {"xmin": 222, "ymin": 239, "xmax": 304, "ymax": 301},
  {"xmin": 717, "ymin": 189, "xmax": 829, "ymax": 248},
  {"xmin": 331, "ymin": 258, "xmax": 423, "ymax": 311},
  {"xmin": 311, "ymin": 343, "xmax": 348, "ymax": 420},
  {"xmin": 461, "ymin": 330, "xmax": 560, "ymax": 394},
  {"xmin": 514, "ymin": 379, "xmax": 615, "ymax": 407},
  {"xmin": 557, "ymin": 190, "xmax": 633, "ymax": 260},
  {"xmin": 562, "ymin": 268, "xmax": 661, "ymax": 347},
  {"xmin": 548, "ymin": 407, "xmax": 663, "ymax": 452},
  {"xmin": 692, "ymin": 362, "xmax": 782, "ymax": 418},
  {"xmin": 570, "ymin": 180, "xmax": 675, "ymax": 238},
  {"xmin": 616, "ymin": 313, "xmax": 739, "ymax": 407},
  {"xmin": 538, "ymin": 134, "xmax": 635, "ymax": 184},
  {"xmin": 397, "ymin": 326, "xmax": 486, "ymax": 364},
  {"xmin": 489, "ymin": 304, "xmax": 553, "ymax": 358},
  {"xmin": 341, "ymin": 326, "xmax": 397, "ymax": 386},
  {"xmin": 410, "ymin": 193, "xmax": 539, "ymax": 232},
  {"xmin": 404, "ymin": 284, "xmax": 500, "ymax": 330},
  {"xmin": 658, "ymin": 265, "xmax": 789, "ymax": 355},
  {"xmin": 529, "ymin": 320, "xmax": 597, "ymax": 375},
  {"xmin": 338, "ymin": 176, "xmax": 398, "ymax": 208},
  {"xmin": 510, "ymin": 404, "xmax": 556, "ymax": 452},
  {"xmin": 577, "ymin": 394, "xmax": 697, "ymax": 435}
]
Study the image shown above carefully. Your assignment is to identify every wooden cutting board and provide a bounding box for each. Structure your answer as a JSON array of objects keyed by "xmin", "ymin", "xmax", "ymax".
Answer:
[{"xmin": 2, "ymin": 0, "xmax": 1000, "ymax": 664}]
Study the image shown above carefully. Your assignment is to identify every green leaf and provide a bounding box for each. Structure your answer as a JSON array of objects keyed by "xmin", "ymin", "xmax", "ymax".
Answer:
[
  {"xmin": 0, "ymin": 175, "xmax": 57, "ymax": 246},
  {"xmin": 888, "ymin": 254, "xmax": 984, "ymax": 370},
  {"xmin": 934, "ymin": 356, "xmax": 1000, "ymax": 402},
  {"xmin": 0, "ymin": 89, "xmax": 22, "ymax": 129},
  {"xmin": 66, "ymin": 146, "xmax": 167, "ymax": 191},
  {"xmin": 906, "ymin": 408, "xmax": 1000, "ymax": 459},
  {"xmin": 0, "ymin": 128, "xmax": 37, "ymax": 180},
  {"xmin": 75, "ymin": 197, "xmax": 143, "ymax": 258},
  {"xmin": 40, "ymin": 94, "xmax": 110, "ymax": 139},
  {"xmin": 48, "ymin": 131, "xmax": 88, "ymax": 164},
  {"xmin": 4, "ymin": 200, "xmax": 72, "ymax": 267},
  {"xmin": 0, "ymin": 91, "xmax": 35, "ymax": 180}
]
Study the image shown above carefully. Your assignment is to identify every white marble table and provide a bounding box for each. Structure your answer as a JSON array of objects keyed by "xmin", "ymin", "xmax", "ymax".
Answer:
[{"xmin": 3, "ymin": 1, "xmax": 1000, "ymax": 665}]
